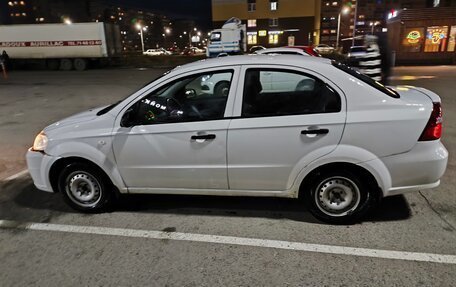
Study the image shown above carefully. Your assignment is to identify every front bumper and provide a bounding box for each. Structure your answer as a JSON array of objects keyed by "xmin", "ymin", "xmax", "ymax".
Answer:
[{"xmin": 25, "ymin": 148, "xmax": 59, "ymax": 192}]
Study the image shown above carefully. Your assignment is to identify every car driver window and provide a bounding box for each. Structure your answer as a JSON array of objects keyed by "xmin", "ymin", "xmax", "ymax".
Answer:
[
  {"xmin": 242, "ymin": 69, "xmax": 341, "ymax": 117},
  {"xmin": 131, "ymin": 70, "xmax": 234, "ymax": 125}
]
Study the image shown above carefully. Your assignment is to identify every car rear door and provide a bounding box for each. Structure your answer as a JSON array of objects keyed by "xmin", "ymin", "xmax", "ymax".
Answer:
[{"xmin": 227, "ymin": 65, "xmax": 346, "ymax": 192}]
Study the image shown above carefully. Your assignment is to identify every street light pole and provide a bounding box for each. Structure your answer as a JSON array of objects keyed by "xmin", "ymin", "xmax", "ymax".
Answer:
[
  {"xmin": 336, "ymin": 7, "xmax": 350, "ymax": 49},
  {"xmin": 139, "ymin": 28, "xmax": 144, "ymax": 53},
  {"xmin": 136, "ymin": 24, "xmax": 145, "ymax": 53},
  {"xmin": 352, "ymin": 0, "xmax": 358, "ymax": 46},
  {"xmin": 336, "ymin": 13, "xmax": 342, "ymax": 49}
]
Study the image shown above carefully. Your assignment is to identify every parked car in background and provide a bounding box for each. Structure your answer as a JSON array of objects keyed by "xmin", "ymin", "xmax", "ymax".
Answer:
[
  {"xmin": 182, "ymin": 47, "xmax": 206, "ymax": 56},
  {"xmin": 255, "ymin": 47, "xmax": 310, "ymax": 56},
  {"xmin": 347, "ymin": 46, "xmax": 367, "ymax": 59},
  {"xmin": 26, "ymin": 55, "xmax": 448, "ymax": 224},
  {"xmin": 249, "ymin": 45, "xmax": 266, "ymax": 53},
  {"xmin": 286, "ymin": 46, "xmax": 321, "ymax": 57},
  {"xmin": 314, "ymin": 44, "xmax": 335, "ymax": 54},
  {"xmin": 143, "ymin": 48, "xmax": 172, "ymax": 56}
]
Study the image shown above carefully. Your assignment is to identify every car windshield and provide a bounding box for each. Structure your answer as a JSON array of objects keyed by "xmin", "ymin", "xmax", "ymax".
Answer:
[
  {"xmin": 97, "ymin": 71, "xmax": 172, "ymax": 116},
  {"xmin": 332, "ymin": 61, "xmax": 399, "ymax": 98},
  {"xmin": 210, "ymin": 32, "xmax": 221, "ymax": 42}
]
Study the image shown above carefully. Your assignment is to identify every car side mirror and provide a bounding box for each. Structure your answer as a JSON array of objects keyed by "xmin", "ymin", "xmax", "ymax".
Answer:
[{"xmin": 120, "ymin": 107, "xmax": 137, "ymax": 127}]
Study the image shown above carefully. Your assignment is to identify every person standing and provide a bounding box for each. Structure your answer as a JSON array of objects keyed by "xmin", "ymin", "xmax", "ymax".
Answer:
[
  {"xmin": 0, "ymin": 50, "xmax": 9, "ymax": 79},
  {"xmin": 358, "ymin": 35, "xmax": 382, "ymax": 82}
]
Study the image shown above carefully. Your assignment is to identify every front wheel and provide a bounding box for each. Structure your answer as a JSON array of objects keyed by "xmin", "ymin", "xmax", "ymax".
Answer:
[
  {"xmin": 305, "ymin": 170, "xmax": 374, "ymax": 224},
  {"xmin": 58, "ymin": 162, "xmax": 113, "ymax": 212}
]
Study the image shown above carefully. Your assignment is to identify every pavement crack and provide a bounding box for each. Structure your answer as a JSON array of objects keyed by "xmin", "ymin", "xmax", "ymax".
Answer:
[{"xmin": 419, "ymin": 191, "xmax": 455, "ymax": 231}]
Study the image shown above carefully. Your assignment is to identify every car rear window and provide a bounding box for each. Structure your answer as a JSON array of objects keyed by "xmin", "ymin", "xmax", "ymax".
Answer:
[{"xmin": 332, "ymin": 61, "xmax": 399, "ymax": 98}]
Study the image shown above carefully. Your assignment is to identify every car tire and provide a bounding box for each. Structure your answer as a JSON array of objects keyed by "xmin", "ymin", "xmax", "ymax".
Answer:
[
  {"xmin": 214, "ymin": 81, "xmax": 230, "ymax": 97},
  {"xmin": 59, "ymin": 59, "xmax": 73, "ymax": 71},
  {"xmin": 58, "ymin": 162, "xmax": 113, "ymax": 213},
  {"xmin": 74, "ymin": 58, "xmax": 88, "ymax": 71},
  {"xmin": 305, "ymin": 170, "xmax": 374, "ymax": 224}
]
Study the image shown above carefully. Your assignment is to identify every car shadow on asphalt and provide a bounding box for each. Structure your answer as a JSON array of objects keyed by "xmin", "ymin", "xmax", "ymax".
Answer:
[{"xmin": 7, "ymin": 178, "xmax": 411, "ymax": 224}]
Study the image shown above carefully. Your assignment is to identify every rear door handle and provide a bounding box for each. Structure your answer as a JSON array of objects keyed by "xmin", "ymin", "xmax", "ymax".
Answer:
[
  {"xmin": 191, "ymin": 134, "xmax": 216, "ymax": 140},
  {"xmin": 301, "ymin": 129, "xmax": 329, "ymax": 135}
]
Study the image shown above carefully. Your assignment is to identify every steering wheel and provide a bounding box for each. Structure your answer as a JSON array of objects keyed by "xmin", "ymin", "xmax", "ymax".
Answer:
[{"xmin": 167, "ymin": 98, "xmax": 183, "ymax": 117}]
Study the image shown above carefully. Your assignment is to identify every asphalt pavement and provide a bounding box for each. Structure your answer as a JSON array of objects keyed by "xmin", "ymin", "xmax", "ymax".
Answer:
[{"xmin": 0, "ymin": 66, "xmax": 455, "ymax": 286}]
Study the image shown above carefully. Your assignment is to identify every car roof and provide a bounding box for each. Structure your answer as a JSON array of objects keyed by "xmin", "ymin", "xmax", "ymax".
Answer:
[
  {"xmin": 171, "ymin": 54, "xmax": 332, "ymax": 75},
  {"xmin": 255, "ymin": 47, "xmax": 309, "ymax": 55}
]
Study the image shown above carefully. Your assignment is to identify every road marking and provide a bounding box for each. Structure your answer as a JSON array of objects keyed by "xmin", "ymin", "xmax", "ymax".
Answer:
[
  {"xmin": 1, "ymin": 219, "xmax": 455, "ymax": 265},
  {"xmin": 2, "ymin": 169, "xmax": 28, "ymax": 181}
]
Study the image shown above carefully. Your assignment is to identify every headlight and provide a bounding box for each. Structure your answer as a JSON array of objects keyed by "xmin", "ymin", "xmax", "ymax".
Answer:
[{"xmin": 32, "ymin": 132, "xmax": 48, "ymax": 151}]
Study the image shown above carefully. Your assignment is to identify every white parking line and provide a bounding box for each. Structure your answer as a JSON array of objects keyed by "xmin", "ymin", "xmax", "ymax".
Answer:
[
  {"xmin": 1, "ymin": 219, "xmax": 455, "ymax": 264},
  {"xmin": 2, "ymin": 169, "xmax": 28, "ymax": 181}
]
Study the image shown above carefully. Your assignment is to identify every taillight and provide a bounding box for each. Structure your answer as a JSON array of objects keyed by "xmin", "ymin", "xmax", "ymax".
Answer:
[{"xmin": 419, "ymin": 102, "xmax": 442, "ymax": 141}]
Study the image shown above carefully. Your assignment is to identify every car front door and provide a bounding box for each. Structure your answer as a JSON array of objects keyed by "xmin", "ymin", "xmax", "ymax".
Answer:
[
  {"xmin": 227, "ymin": 66, "xmax": 346, "ymax": 192},
  {"xmin": 112, "ymin": 68, "xmax": 239, "ymax": 192}
]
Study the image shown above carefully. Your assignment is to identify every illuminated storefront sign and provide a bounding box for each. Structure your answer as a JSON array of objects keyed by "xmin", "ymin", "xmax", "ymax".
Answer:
[
  {"xmin": 428, "ymin": 28, "xmax": 446, "ymax": 44},
  {"xmin": 406, "ymin": 31, "xmax": 421, "ymax": 44},
  {"xmin": 258, "ymin": 30, "xmax": 267, "ymax": 37},
  {"xmin": 424, "ymin": 26, "xmax": 448, "ymax": 52}
]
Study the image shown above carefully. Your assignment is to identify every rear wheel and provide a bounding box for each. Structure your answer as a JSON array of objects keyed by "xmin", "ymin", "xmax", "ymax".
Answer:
[
  {"xmin": 59, "ymin": 59, "xmax": 73, "ymax": 71},
  {"xmin": 305, "ymin": 170, "xmax": 374, "ymax": 224},
  {"xmin": 74, "ymin": 58, "xmax": 88, "ymax": 71},
  {"xmin": 58, "ymin": 162, "xmax": 113, "ymax": 212}
]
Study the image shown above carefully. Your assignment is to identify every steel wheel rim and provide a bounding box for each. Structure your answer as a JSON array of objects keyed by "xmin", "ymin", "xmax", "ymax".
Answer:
[
  {"xmin": 315, "ymin": 176, "xmax": 361, "ymax": 217},
  {"xmin": 65, "ymin": 171, "xmax": 102, "ymax": 208}
]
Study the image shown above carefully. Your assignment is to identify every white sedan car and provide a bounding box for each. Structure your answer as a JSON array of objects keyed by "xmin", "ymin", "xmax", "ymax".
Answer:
[
  {"xmin": 143, "ymin": 48, "xmax": 171, "ymax": 56},
  {"xmin": 26, "ymin": 55, "xmax": 448, "ymax": 223},
  {"xmin": 314, "ymin": 44, "xmax": 335, "ymax": 54}
]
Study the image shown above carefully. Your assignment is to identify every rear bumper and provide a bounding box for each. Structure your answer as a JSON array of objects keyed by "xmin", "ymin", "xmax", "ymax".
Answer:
[
  {"xmin": 25, "ymin": 148, "xmax": 59, "ymax": 192},
  {"xmin": 381, "ymin": 141, "xmax": 448, "ymax": 197}
]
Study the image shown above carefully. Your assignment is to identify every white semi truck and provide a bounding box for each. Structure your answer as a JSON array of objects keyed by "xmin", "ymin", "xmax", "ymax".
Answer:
[
  {"xmin": 207, "ymin": 17, "xmax": 246, "ymax": 58},
  {"xmin": 0, "ymin": 22, "xmax": 122, "ymax": 70}
]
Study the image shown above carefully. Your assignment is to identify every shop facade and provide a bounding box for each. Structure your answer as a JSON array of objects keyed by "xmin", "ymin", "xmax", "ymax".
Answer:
[{"xmin": 387, "ymin": 7, "xmax": 456, "ymax": 65}]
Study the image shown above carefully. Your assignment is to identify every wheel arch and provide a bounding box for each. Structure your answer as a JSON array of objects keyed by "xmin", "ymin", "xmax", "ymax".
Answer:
[
  {"xmin": 298, "ymin": 162, "xmax": 383, "ymax": 202},
  {"xmin": 49, "ymin": 156, "xmax": 122, "ymax": 196}
]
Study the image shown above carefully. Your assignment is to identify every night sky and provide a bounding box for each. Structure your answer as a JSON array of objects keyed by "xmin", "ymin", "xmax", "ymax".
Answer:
[{"xmin": 112, "ymin": 0, "xmax": 212, "ymax": 29}]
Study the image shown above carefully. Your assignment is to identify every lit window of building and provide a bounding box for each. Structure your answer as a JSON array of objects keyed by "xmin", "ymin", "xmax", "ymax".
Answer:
[
  {"xmin": 20, "ymin": 1, "xmax": 25, "ymax": 5},
  {"xmin": 248, "ymin": 19, "xmax": 257, "ymax": 27},
  {"xmin": 248, "ymin": 33, "xmax": 257, "ymax": 44},
  {"xmin": 8, "ymin": 2, "xmax": 13, "ymax": 6},
  {"xmin": 448, "ymin": 26, "xmax": 456, "ymax": 52},
  {"xmin": 330, "ymin": 29, "xmax": 336, "ymax": 33},
  {"xmin": 270, "ymin": 0, "xmax": 278, "ymax": 11},
  {"xmin": 269, "ymin": 34, "xmax": 278, "ymax": 44},
  {"xmin": 332, "ymin": 1, "xmax": 338, "ymax": 6}
]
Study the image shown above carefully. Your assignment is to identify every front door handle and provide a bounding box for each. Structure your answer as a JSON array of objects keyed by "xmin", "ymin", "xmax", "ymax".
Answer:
[
  {"xmin": 301, "ymin": 129, "xmax": 329, "ymax": 135},
  {"xmin": 191, "ymin": 134, "xmax": 216, "ymax": 140}
]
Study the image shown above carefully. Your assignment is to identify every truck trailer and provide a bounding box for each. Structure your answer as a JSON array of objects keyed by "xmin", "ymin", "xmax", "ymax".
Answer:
[
  {"xmin": 207, "ymin": 17, "xmax": 246, "ymax": 58},
  {"xmin": 0, "ymin": 22, "xmax": 122, "ymax": 70}
]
